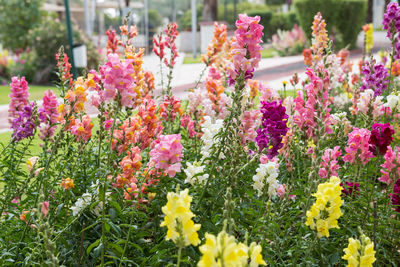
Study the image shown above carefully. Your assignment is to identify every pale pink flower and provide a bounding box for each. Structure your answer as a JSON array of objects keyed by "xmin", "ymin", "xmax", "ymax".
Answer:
[
  {"xmin": 70, "ymin": 115, "xmax": 94, "ymax": 142},
  {"xmin": 379, "ymin": 146, "xmax": 400, "ymax": 184},
  {"xmin": 343, "ymin": 128, "xmax": 374, "ymax": 165},
  {"xmin": 99, "ymin": 53, "xmax": 136, "ymax": 107},
  {"xmin": 38, "ymin": 90, "xmax": 59, "ymax": 140},
  {"xmin": 8, "ymin": 76, "xmax": 30, "ymax": 123},
  {"xmin": 180, "ymin": 115, "xmax": 197, "ymax": 138},
  {"xmin": 277, "ymin": 184, "xmax": 286, "ymax": 198},
  {"xmin": 41, "ymin": 201, "xmax": 49, "ymax": 217},
  {"xmin": 149, "ymin": 134, "xmax": 183, "ymax": 177},
  {"xmin": 319, "ymin": 146, "xmax": 342, "ymax": 178}
]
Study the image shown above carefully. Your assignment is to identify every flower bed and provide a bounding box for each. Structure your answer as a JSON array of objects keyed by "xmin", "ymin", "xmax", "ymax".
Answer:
[{"xmin": 1, "ymin": 6, "xmax": 400, "ymax": 266}]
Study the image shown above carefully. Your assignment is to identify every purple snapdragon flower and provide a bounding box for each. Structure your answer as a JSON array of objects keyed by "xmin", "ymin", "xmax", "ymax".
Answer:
[
  {"xmin": 256, "ymin": 100, "xmax": 289, "ymax": 159},
  {"xmin": 10, "ymin": 102, "xmax": 38, "ymax": 142},
  {"xmin": 360, "ymin": 59, "xmax": 389, "ymax": 96}
]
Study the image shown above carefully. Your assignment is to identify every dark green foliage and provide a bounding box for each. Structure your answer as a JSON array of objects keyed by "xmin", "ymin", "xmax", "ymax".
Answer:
[
  {"xmin": 28, "ymin": 14, "xmax": 100, "ymax": 84},
  {"xmin": 0, "ymin": 0, "xmax": 44, "ymax": 52},
  {"xmin": 294, "ymin": 0, "xmax": 367, "ymax": 49}
]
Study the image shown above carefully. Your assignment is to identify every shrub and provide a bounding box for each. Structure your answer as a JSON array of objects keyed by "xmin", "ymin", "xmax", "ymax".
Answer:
[
  {"xmin": 294, "ymin": 0, "xmax": 367, "ymax": 49},
  {"xmin": 0, "ymin": 0, "xmax": 44, "ymax": 52},
  {"xmin": 335, "ymin": 0, "xmax": 368, "ymax": 49},
  {"xmin": 28, "ymin": 14, "xmax": 100, "ymax": 83},
  {"xmin": 272, "ymin": 24, "xmax": 308, "ymax": 56},
  {"xmin": 267, "ymin": 12, "xmax": 299, "ymax": 40}
]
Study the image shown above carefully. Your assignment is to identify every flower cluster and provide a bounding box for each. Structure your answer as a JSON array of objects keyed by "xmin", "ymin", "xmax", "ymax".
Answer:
[
  {"xmin": 369, "ymin": 123, "xmax": 394, "ymax": 155},
  {"xmin": 272, "ymin": 24, "xmax": 307, "ymax": 56},
  {"xmin": 240, "ymin": 109, "xmax": 260, "ymax": 144},
  {"xmin": 383, "ymin": 2, "xmax": 400, "ymax": 60},
  {"xmin": 252, "ymin": 160, "xmax": 280, "ymax": 198},
  {"xmin": 342, "ymin": 234, "xmax": 376, "ymax": 267},
  {"xmin": 159, "ymin": 95, "xmax": 183, "ymax": 122},
  {"xmin": 202, "ymin": 22, "xmax": 227, "ymax": 66},
  {"xmin": 114, "ymin": 147, "xmax": 142, "ymax": 188},
  {"xmin": 198, "ymin": 228, "xmax": 266, "ymax": 267},
  {"xmin": 306, "ymin": 176, "xmax": 343, "ymax": 238},
  {"xmin": 386, "ymin": 93, "xmax": 400, "ymax": 112},
  {"xmin": 256, "ymin": 101, "xmax": 289, "ymax": 159},
  {"xmin": 8, "ymin": 76, "xmax": 30, "ymax": 123},
  {"xmin": 11, "ymin": 102, "xmax": 37, "ymax": 142},
  {"xmin": 343, "ymin": 128, "xmax": 374, "ymax": 165},
  {"xmin": 360, "ymin": 59, "xmax": 389, "ymax": 96},
  {"xmin": 38, "ymin": 90, "xmax": 59, "ymax": 140},
  {"xmin": 61, "ymin": 178, "xmax": 75, "ymax": 190},
  {"xmin": 319, "ymin": 146, "xmax": 342, "ymax": 179},
  {"xmin": 311, "ymin": 12, "xmax": 328, "ymax": 62},
  {"xmin": 99, "ymin": 53, "xmax": 136, "ymax": 107},
  {"xmin": 163, "ymin": 23, "xmax": 179, "ymax": 68},
  {"xmin": 341, "ymin": 181, "xmax": 360, "ymax": 197},
  {"xmin": 379, "ymin": 146, "xmax": 400, "ymax": 185},
  {"xmin": 227, "ymin": 14, "xmax": 264, "ymax": 83},
  {"xmin": 160, "ymin": 189, "xmax": 201, "ymax": 247},
  {"xmin": 200, "ymin": 116, "xmax": 224, "ymax": 160},
  {"xmin": 149, "ymin": 134, "xmax": 183, "ymax": 177},
  {"xmin": 70, "ymin": 115, "xmax": 94, "ymax": 142},
  {"xmin": 184, "ymin": 162, "xmax": 209, "ymax": 185},
  {"xmin": 392, "ymin": 178, "xmax": 400, "ymax": 212},
  {"xmin": 55, "ymin": 52, "xmax": 73, "ymax": 86}
]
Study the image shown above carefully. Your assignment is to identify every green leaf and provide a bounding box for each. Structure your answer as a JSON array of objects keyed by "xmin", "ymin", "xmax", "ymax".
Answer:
[{"xmin": 86, "ymin": 239, "xmax": 100, "ymax": 256}]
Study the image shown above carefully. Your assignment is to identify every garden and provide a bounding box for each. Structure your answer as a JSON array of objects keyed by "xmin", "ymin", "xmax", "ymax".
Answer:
[{"xmin": 1, "ymin": 1, "xmax": 400, "ymax": 267}]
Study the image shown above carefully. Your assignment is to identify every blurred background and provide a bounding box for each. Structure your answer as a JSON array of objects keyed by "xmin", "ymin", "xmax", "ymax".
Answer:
[{"xmin": 0, "ymin": 0, "xmax": 393, "ymax": 85}]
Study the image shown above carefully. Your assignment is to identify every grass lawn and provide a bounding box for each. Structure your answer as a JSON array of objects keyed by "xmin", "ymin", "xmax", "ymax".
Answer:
[
  {"xmin": 183, "ymin": 48, "xmax": 277, "ymax": 64},
  {"xmin": 0, "ymin": 85, "xmax": 58, "ymax": 105},
  {"xmin": 183, "ymin": 54, "xmax": 202, "ymax": 64}
]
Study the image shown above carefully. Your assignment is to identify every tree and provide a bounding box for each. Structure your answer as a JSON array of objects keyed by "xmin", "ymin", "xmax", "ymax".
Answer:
[
  {"xmin": 0, "ymin": 0, "xmax": 44, "ymax": 52},
  {"xmin": 203, "ymin": 0, "xmax": 218, "ymax": 21},
  {"xmin": 366, "ymin": 0, "xmax": 373, "ymax": 23}
]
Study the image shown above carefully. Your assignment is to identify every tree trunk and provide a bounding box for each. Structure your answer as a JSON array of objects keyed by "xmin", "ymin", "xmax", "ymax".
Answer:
[
  {"xmin": 366, "ymin": 0, "xmax": 373, "ymax": 23},
  {"xmin": 203, "ymin": 0, "xmax": 218, "ymax": 22}
]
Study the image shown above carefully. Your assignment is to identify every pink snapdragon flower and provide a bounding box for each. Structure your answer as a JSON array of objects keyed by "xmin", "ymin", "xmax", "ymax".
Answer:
[
  {"xmin": 379, "ymin": 146, "xmax": 400, "ymax": 185},
  {"xmin": 41, "ymin": 201, "xmax": 49, "ymax": 217},
  {"xmin": 240, "ymin": 109, "xmax": 260, "ymax": 144},
  {"xmin": 227, "ymin": 14, "xmax": 264, "ymax": 84},
  {"xmin": 38, "ymin": 90, "xmax": 59, "ymax": 140},
  {"xmin": 293, "ymin": 68, "xmax": 331, "ymax": 138},
  {"xmin": 180, "ymin": 115, "xmax": 197, "ymax": 138},
  {"xmin": 149, "ymin": 134, "xmax": 183, "ymax": 177},
  {"xmin": 163, "ymin": 23, "xmax": 179, "ymax": 68},
  {"xmin": 70, "ymin": 115, "xmax": 94, "ymax": 142},
  {"xmin": 343, "ymin": 128, "xmax": 374, "ymax": 165},
  {"xmin": 319, "ymin": 146, "xmax": 342, "ymax": 178},
  {"xmin": 8, "ymin": 76, "xmax": 30, "ymax": 123},
  {"xmin": 99, "ymin": 53, "xmax": 136, "ymax": 107}
]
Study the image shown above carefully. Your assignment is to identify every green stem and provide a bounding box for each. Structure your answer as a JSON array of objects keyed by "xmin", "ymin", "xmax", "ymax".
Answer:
[
  {"xmin": 101, "ymin": 106, "xmax": 119, "ymax": 266},
  {"xmin": 177, "ymin": 246, "xmax": 182, "ymax": 267}
]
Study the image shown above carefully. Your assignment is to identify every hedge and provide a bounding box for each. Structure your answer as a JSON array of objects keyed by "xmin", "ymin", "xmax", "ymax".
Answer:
[{"xmin": 294, "ymin": 0, "xmax": 367, "ymax": 49}]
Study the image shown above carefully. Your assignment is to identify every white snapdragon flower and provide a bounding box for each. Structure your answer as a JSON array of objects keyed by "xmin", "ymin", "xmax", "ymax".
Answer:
[
  {"xmin": 252, "ymin": 161, "xmax": 280, "ymax": 198},
  {"xmin": 200, "ymin": 116, "xmax": 224, "ymax": 160},
  {"xmin": 70, "ymin": 193, "xmax": 92, "ymax": 216},
  {"xmin": 184, "ymin": 161, "xmax": 209, "ymax": 185},
  {"xmin": 385, "ymin": 94, "xmax": 400, "ymax": 111}
]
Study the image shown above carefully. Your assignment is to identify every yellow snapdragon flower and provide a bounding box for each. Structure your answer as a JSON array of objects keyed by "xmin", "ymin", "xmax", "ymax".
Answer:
[
  {"xmin": 160, "ymin": 189, "xmax": 201, "ymax": 247},
  {"xmin": 198, "ymin": 229, "xmax": 266, "ymax": 267},
  {"xmin": 305, "ymin": 176, "xmax": 343, "ymax": 238},
  {"xmin": 342, "ymin": 233, "xmax": 376, "ymax": 267}
]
